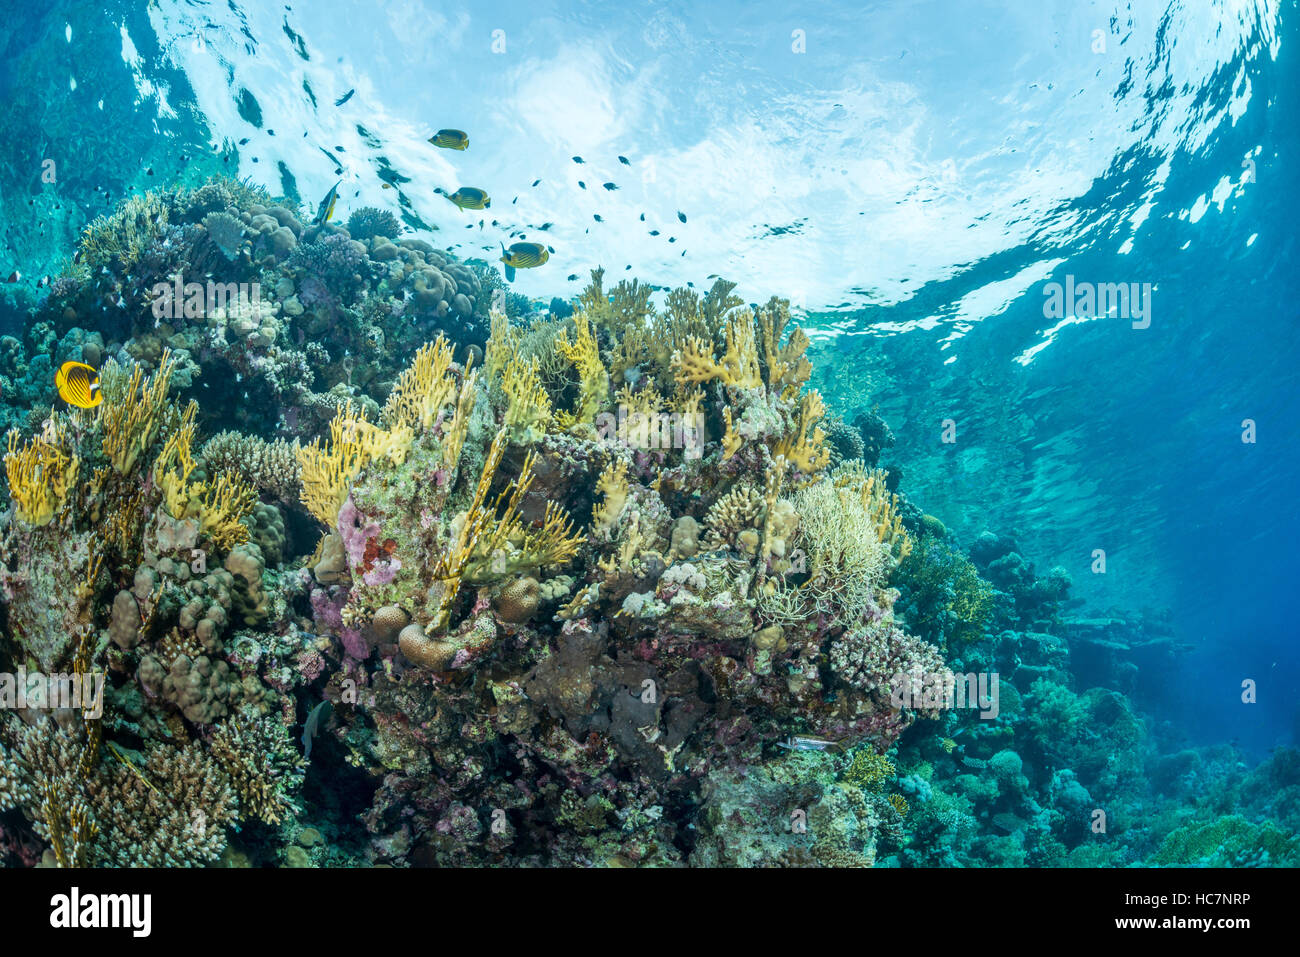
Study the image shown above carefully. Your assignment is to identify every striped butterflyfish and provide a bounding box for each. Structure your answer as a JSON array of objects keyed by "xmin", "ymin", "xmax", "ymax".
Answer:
[
  {"xmin": 428, "ymin": 129, "xmax": 469, "ymax": 150},
  {"xmin": 499, "ymin": 241, "xmax": 549, "ymax": 282},
  {"xmin": 444, "ymin": 187, "xmax": 490, "ymax": 211},
  {"xmin": 55, "ymin": 360, "xmax": 102, "ymax": 409},
  {"xmin": 314, "ymin": 179, "xmax": 342, "ymax": 225}
]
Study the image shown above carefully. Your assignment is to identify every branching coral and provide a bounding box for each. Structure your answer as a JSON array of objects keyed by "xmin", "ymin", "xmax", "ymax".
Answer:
[
  {"xmin": 100, "ymin": 350, "xmax": 178, "ymax": 475},
  {"xmin": 202, "ymin": 211, "xmax": 245, "ymax": 260},
  {"xmin": 502, "ymin": 354, "xmax": 552, "ymax": 444},
  {"xmin": 754, "ymin": 296, "xmax": 813, "ymax": 391},
  {"xmin": 760, "ymin": 466, "xmax": 898, "ymax": 624},
  {"xmin": 592, "ymin": 459, "xmax": 631, "ymax": 534},
  {"xmin": 0, "ymin": 717, "xmax": 239, "ymax": 866},
  {"xmin": 428, "ymin": 428, "xmax": 584, "ymax": 632},
  {"xmin": 772, "ymin": 389, "xmax": 832, "ymax": 474},
  {"xmin": 382, "ymin": 335, "xmax": 457, "ymax": 434},
  {"xmin": 346, "ymin": 206, "xmax": 402, "ymax": 241},
  {"xmin": 440, "ymin": 360, "xmax": 478, "ymax": 471},
  {"xmin": 704, "ymin": 483, "xmax": 765, "ymax": 548},
  {"xmin": 78, "ymin": 191, "xmax": 170, "ymax": 271},
  {"xmin": 831, "ymin": 461, "xmax": 912, "ymax": 561},
  {"xmin": 554, "ymin": 311, "xmax": 609, "ymax": 430},
  {"xmin": 298, "ymin": 403, "xmax": 408, "ymax": 526},
  {"xmin": 200, "ymin": 431, "xmax": 302, "ymax": 504},
  {"xmin": 154, "ymin": 402, "xmax": 257, "ymax": 550},
  {"xmin": 843, "ymin": 749, "xmax": 895, "ymax": 790},
  {"xmin": 485, "ymin": 308, "xmax": 523, "ymax": 385},
  {"xmin": 4, "ymin": 418, "xmax": 79, "ymax": 526},
  {"xmin": 41, "ymin": 781, "xmax": 98, "ymax": 868},
  {"xmin": 209, "ymin": 713, "xmax": 304, "ymax": 827},
  {"xmin": 896, "ymin": 535, "xmax": 994, "ymax": 648},
  {"xmin": 671, "ymin": 312, "xmax": 762, "ymax": 390}
]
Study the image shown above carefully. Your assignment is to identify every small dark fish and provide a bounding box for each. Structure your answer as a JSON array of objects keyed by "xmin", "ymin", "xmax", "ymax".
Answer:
[
  {"xmin": 334, "ymin": 88, "xmax": 355, "ymax": 106},
  {"xmin": 602, "ymin": 182, "xmax": 617, "ymax": 191},
  {"xmin": 238, "ymin": 137, "xmax": 249, "ymax": 145},
  {"xmin": 531, "ymin": 179, "xmax": 541, "ymax": 187},
  {"xmin": 146, "ymin": 168, "xmax": 154, "ymax": 176},
  {"xmin": 37, "ymin": 275, "xmax": 50, "ymax": 287},
  {"xmin": 618, "ymin": 155, "xmax": 630, "ymax": 165},
  {"xmin": 639, "ymin": 213, "xmax": 645, "ymax": 222},
  {"xmin": 334, "ymin": 145, "xmax": 345, "ymax": 152},
  {"xmin": 649, "ymin": 230, "xmax": 659, "ymax": 236},
  {"xmin": 4, "ymin": 271, "xmax": 18, "ymax": 282},
  {"xmin": 677, "ymin": 211, "xmax": 687, "ymax": 223},
  {"xmin": 381, "ymin": 182, "xmax": 393, "ymax": 189},
  {"xmin": 593, "ymin": 214, "xmax": 603, "ymax": 222},
  {"xmin": 572, "ymin": 156, "xmax": 584, "ymax": 164},
  {"xmin": 577, "ymin": 181, "xmax": 586, "ymax": 190},
  {"xmin": 512, "ymin": 197, "xmax": 517, "ymax": 204},
  {"xmin": 668, "ymin": 236, "xmax": 676, "ymax": 242},
  {"xmin": 567, "ymin": 273, "xmax": 579, "ymax": 281},
  {"xmin": 267, "ymin": 129, "xmax": 275, "ymax": 135}
]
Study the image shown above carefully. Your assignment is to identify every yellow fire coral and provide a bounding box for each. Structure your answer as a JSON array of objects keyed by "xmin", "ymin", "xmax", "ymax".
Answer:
[
  {"xmin": 429, "ymin": 428, "xmax": 584, "ymax": 632},
  {"xmin": 591, "ymin": 459, "xmax": 630, "ymax": 533},
  {"xmin": 484, "ymin": 308, "xmax": 522, "ymax": 385},
  {"xmin": 440, "ymin": 359, "xmax": 478, "ymax": 471},
  {"xmin": 4, "ymin": 421, "xmax": 79, "ymax": 526},
  {"xmin": 554, "ymin": 311, "xmax": 609, "ymax": 429},
  {"xmin": 382, "ymin": 335, "xmax": 457, "ymax": 434},
  {"xmin": 298, "ymin": 404, "xmax": 407, "ymax": 527},
  {"xmin": 671, "ymin": 312, "xmax": 762, "ymax": 390},
  {"xmin": 502, "ymin": 354, "xmax": 552, "ymax": 443},
  {"xmin": 41, "ymin": 781, "xmax": 98, "ymax": 868},
  {"xmin": 772, "ymin": 389, "xmax": 831, "ymax": 474},
  {"xmin": 100, "ymin": 350, "xmax": 177, "ymax": 475},
  {"xmin": 754, "ymin": 296, "xmax": 813, "ymax": 391},
  {"xmin": 153, "ymin": 402, "xmax": 256, "ymax": 550}
]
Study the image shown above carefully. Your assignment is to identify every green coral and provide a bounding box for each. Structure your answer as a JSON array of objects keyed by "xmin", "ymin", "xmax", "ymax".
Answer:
[
  {"xmin": 843, "ymin": 749, "xmax": 895, "ymax": 791},
  {"xmin": 1152, "ymin": 815, "xmax": 1299, "ymax": 867},
  {"xmin": 896, "ymin": 534, "xmax": 994, "ymax": 649}
]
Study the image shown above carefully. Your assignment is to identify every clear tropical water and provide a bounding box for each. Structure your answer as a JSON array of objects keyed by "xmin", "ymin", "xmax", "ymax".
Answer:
[{"xmin": 0, "ymin": 0, "xmax": 1296, "ymax": 869}]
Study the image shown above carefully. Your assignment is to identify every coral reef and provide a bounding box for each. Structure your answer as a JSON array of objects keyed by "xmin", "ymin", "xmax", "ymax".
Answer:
[{"xmin": 2, "ymin": 176, "xmax": 1294, "ymax": 870}]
